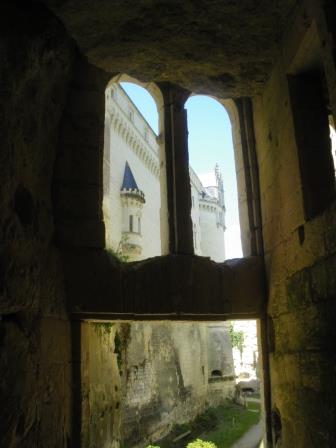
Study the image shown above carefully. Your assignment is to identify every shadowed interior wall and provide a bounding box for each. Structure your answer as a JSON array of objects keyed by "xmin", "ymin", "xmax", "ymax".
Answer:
[
  {"xmin": 1, "ymin": 1, "xmax": 336, "ymax": 447},
  {"xmin": 253, "ymin": 5, "xmax": 336, "ymax": 446},
  {"xmin": 0, "ymin": 4, "xmax": 75, "ymax": 446}
]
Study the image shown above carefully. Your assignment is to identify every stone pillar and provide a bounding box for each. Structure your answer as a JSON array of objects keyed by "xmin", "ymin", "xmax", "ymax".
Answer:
[
  {"xmin": 53, "ymin": 56, "xmax": 109, "ymax": 248},
  {"xmin": 323, "ymin": 0, "xmax": 336, "ymax": 119},
  {"xmin": 158, "ymin": 83, "xmax": 194, "ymax": 255},
  {"xmin": 313, "ymin": 0, "xmax": 336, "ymax": 120},
  {"xmin": 235, "ymin": 98, "xmax": 263, "ymax": 256}
]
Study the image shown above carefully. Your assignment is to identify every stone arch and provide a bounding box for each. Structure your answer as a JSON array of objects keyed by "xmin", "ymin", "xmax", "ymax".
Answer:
[
  {"xmin": 104, "ymin": 74, "xmax": 169, "ymax": 255},
  {"xmin": 185, "ymin": 93, "xmax": 262, "ymax": 257}
]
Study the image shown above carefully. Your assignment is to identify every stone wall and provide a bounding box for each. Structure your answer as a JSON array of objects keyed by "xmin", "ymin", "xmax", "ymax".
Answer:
[
  {"xmin": 253, "ymin": 3, "xmax": 336, "ymax": 446},
  {"xmin": 81, "ymin": 323, "xmax": 122, "ymax": 448},
  {"xmin": 4, "ymin": 2, "xmax": 336, "ymax": 448},
  {"xmin": 0, "ymin": 4, "xmax": 76, "ymax": 447},
  {"xmin": 199, "ymin": 206, "xmax": 226, "ymax": 262},
  {"xmin": 81, "ymin": 322, "xmax": 235, "ymax": 448}
]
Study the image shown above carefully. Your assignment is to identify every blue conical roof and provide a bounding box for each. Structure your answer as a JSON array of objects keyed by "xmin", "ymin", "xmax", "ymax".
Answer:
[
  {"xmin": 121, "ymin": 161, "xmax": 139, "ymax": 191},
  {"xmin": 120, "ymin": 162, "xmax": 146, "ymax": 203}
]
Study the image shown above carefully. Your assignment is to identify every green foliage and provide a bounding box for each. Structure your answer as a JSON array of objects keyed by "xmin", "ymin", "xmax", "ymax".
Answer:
[
  {"xmin": 114, "ymin": 331, "xmax": 122, "ymax": 369},
  {"xmin": 145, "ymin": 446, "xmax": 160, "ymax": 448},
  {"xmin": 106, "ymin": 247, "xmax": 129, "ymax": 262},
  {"xmin": 229, "ymin": 323, "xmax": 245, "ymax": 355},
  {"xmin": 202, "ymin": 401, "xmax": 261, "ymax": 447},
  {"xmin": 114, "ymin": 324, "xmax": 131, "ymax": 371},
  {"xmin": 187, "ymin": 439, "xmax": 217, "ymax": 448},
  {"xmin": 91, "ymin": 322, "xmax": 114, "ymax": 336},
  {"xmin": 106, "ymin": 234, "xmax": 131, "ymax": 262},
  {"xmin": 155, "ymin": 401, "xmax": 260, "ymax": 448},
  {"xmin": 193, "ymin": 408, "xmax": 218, "ymax": 432}
]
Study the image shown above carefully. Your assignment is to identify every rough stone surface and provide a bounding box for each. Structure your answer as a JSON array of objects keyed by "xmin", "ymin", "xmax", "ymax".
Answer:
[
  {"xmin": 0, "ymin": 4, "xmax": 75, "ymax": 446},
  {"xmin": 253, "ymin": 5, "xmax": 336, "ymax": 446},
  {"xmin": 81, "ymin": 323, "xmax": 121, "ymax": 448},
  {"xmin": 81, "ymin": 321, "xmax": 235, "ymax": 448},
  {"xmin": 2, "ymin": 1, "xmax": 336, "ymax": 447},
  {"xmin": 63, "ymin": 252, "xmax": 265, "ymax": 318},
  {"xmin": 41, "ymin": 0, "xmax": 299, "ymax": 98}
]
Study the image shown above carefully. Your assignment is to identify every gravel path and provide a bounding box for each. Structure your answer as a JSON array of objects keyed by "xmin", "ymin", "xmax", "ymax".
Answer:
[{"xmin": 230, "ymin": 421, "xmax": 263, "ymax": 448}]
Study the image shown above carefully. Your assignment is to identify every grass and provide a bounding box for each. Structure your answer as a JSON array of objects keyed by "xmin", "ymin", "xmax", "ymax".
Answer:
[
  {"xmin": 202, "ymin": 401, "xmax": 261, "ymax": 447},
  {"xmin": 153, "ymin": 400, "xmax": 261, "ymax": 448},
  {"xmin": 247, "ymin": 392, "xmax": 261, "ymax": 399}
]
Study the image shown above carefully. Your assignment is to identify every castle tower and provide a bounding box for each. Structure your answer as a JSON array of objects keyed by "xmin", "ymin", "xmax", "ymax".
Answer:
[
  {"xmin": 120, "ymin": 161, "xmax": 145, "ymax": 261},
  {"xmin": 198, "ymin": 165, "xmax": 226, "ymax": 262}
]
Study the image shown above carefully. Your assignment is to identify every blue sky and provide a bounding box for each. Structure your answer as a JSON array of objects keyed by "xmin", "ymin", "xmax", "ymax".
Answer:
[{"xmin": 121, "ymin": 82, "xmax": 242, "ymax": 258}]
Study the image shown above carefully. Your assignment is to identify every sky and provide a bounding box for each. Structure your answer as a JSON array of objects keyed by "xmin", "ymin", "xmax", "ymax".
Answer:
[{"xmin": 121, "ymin": 82, "xmax": 243, "ymax": 258}]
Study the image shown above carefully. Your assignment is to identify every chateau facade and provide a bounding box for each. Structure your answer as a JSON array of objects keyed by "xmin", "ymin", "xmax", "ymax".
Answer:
[
  {"xmin": 101, "ymin": 83, "xmax": 235, "ymax": 447},
  {"xmin": 103, "ymin": 83, "xmax": 226, "ymax": 262}
]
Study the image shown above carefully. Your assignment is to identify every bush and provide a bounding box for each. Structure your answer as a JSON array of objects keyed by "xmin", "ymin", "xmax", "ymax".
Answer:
[
  {"xmin": 187, "ymin": 439, "xmax": 217, "ymax": 448},
  {"xmin": 193, "ymin": 408, "xmax": 218, "ymax": 432}
]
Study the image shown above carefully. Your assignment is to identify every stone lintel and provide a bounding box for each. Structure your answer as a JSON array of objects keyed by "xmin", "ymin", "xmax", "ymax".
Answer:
[{"xmin": 63, "ymin": 251, "xmax": 265, "ymax": 320}]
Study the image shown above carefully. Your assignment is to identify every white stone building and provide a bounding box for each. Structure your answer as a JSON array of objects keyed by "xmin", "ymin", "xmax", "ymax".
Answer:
[
  {"xmin": 330, "ymin": 118, "xmax": 336, "ymax": 173},
  {"xmin": 103, "ymin": 83, "xmax": 226, "ymax": 262},
  {"xmin": 102, "ymin": 84, "xmax": 235, "ymax": 447}
]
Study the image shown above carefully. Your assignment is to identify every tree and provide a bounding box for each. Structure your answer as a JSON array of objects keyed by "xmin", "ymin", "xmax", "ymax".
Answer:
[{"xmin": 229, "ymin": 323, "xmax": 245, "ymax": 361}]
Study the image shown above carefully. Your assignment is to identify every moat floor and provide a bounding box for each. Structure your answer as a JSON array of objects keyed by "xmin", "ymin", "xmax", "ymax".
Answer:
[{"xmin": 230, "ymin": 421, "xmax": 262, "ymax": 448}]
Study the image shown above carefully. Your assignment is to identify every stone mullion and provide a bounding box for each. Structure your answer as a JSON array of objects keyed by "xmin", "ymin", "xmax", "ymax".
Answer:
[
  {"xmin": 159, "ymin": 82, "xmax": 194, "ymax": 255},
  {"xmin": 321, "ymin": 0, "xmax": 336, "ymax": 121},
  {"xmin": 235, "ymin": 98, "xmax": 263, "ymax": 257}
]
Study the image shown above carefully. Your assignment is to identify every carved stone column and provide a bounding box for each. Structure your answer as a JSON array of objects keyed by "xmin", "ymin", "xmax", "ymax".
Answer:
[{"xmin": 158, "ymin": 82, "xmax": 194, "ymax": 255}]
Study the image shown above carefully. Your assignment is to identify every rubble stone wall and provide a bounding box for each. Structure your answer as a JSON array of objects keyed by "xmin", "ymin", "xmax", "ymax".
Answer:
[
  {"xmin": 253, "ymin": 3, "xmax": 336, "ymax": 446},
  {"xmin": 81, "ymin": 322, "xmax": 235, "ymax": 448}
]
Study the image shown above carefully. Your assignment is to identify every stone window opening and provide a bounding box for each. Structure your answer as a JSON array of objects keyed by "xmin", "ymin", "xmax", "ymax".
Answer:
[
  {"xmin": 103, "ymin": 75, "xmax": 263, "ymax": 261},
  {"xmin": 287, "ymin": 22, "xmax": 336, "ymax": 220},
  {"xmin": 185, "ymin": 94, "xmax": 242, "ymax": 261},
  {"xmin": 64, "ymin": 71, "xmax": 269, "ymax": 447},
  {"xmin": 81, "ymin": 320, "xmax": 263, "ymax": 447},
  {"xmin": 288, "ymin": 69, "xmax": 336, "ymax": 220},
  {"xmin": 103, "ymin": 75, "xmax": 167, "ymax": 261},
  {"xmin": 193, "ymin": 222, "xmax": 197, "ymax": 249},
  {"xmin": 129, "ymin": 214, "xmax": 133, "ymax": 232},
  {"xmin": 329, "ymin": 114, "xmax": 336, "ymax": 173}
]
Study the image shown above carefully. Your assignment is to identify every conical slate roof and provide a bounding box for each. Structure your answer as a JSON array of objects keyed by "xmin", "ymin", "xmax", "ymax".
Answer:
[
  {"xmin": 120, "ymin": 161, "xmax": 145, "ymax": 203},
  {"xmin": 121, "ymin": 161, "xmax": 139, "ymax": 191}
]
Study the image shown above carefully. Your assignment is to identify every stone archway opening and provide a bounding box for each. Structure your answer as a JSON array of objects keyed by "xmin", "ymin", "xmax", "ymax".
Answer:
[
  {"xmin": 81, "ymin": 318, "xmax": 266, "ymax": 448},
  {"xmin": 185, "ymin": 94, "xmax": 242, "ymax": 262},
  {"xmin": 62, "ymin": 66, "xmax": 268, "ymax": 448},
  {"xmin": 97, "ymin": 81, "xmax": 266, "ymax": 448},
  {"xmin": 103, "ymin": 75, "xmax": 168, "ymax": 261}
]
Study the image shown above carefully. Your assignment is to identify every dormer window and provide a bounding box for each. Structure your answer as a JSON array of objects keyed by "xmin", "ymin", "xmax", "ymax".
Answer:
[{"xmin": 144, "ymin": 127, "xmax": 149, "ymax": 142}]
